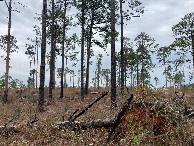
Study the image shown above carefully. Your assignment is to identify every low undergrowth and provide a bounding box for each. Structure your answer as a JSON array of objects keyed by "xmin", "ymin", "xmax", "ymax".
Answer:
[{"xmin": 0, "ymin": 87, "xmax": 193, "ymax": 145}]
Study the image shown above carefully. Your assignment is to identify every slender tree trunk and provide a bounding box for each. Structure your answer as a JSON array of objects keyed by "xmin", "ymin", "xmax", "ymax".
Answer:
[
  {"xmin": 4, "ymin": 0, "xmax": 12, "ymax": 103},
  {"xmin": 36, "ymin": 37, "xmax": 38, "ymax": 89},
  {"xmin": 36, "ymin": 69, "xmax": 37, "ymax": 89},
  {"xmin": 111, "ymin": 0, "xmax": 117, "ymax": 108},
  {"xmin": 60, "ymin": 0, "xmax": 67, "ymax": 98},
  {"xmin": 124, "ymin": 66, "xmax": 127, "ymax": 87},
  {"xmin": 106, "ymin": 70, "xmax": 109, "ymax": 87},
  {"xmin": 131, "ymin": 66, "xmax": 133, "ymax": 88},
  {"xmin": 73, "ymin": 71, "xmax": 75, "ymax": 88},
  {"xmin": 81, "ymin": 0, "xmax": 85, "ymax": 101},
  {"xmin": 39, "ymin": 0, "xmax": 47, "ymax": 112},
  {"xmin": 85, "ymin": 8, "xmax": 94, "ymax": 95},
  {"xmin": 94, "ymin": 71, "xmax": 96, "ymax": 88},
  {"xmin": 118, "ymin": 62, "xmax": 120, "ymax": 87},
  {"xmin": 78, "ymin": 74, "xmax": 80, "ymax": 87},
  {"xmin": 49, "ymin": 0, "xmax": 55, "ymax": 100},
  {"xmin": 120, "ymin": 0, "xmax": 124, "ymax": 94},
  {"xmin": 137, "ymin": 61, "xmax": 139, "ymax": 86},
  {"xmin": 191, "ymin": 29, "xmax": 194, "ymax": 68},
  {"xmin": 97, "ymin": 64, "xmax": 100, "ymax": 88},
  {"xmin": 141, "ymin": 45, "xmax": 144, "ymax": 87},
  {"xmin": 33, "ymin": 73, "xmax": 35, "ymax": 89}
]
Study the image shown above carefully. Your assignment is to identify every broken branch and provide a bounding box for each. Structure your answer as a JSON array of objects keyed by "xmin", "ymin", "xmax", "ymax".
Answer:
[{"xmin": 71, "ymin": 91, "xmax": 109, "ymax": 122}]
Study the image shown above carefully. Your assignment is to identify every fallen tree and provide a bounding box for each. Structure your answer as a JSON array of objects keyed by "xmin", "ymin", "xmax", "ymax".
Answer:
[{"xmin": 58, "ymin": 117, "xmax": 116, "ymax": 130}]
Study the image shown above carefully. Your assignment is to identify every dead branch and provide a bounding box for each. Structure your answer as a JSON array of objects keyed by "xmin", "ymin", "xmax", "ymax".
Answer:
[
  {"xmin": 71, "ymin": 91, "xmax": 109, "ymax": 122},
  {"xmin": 4, "ymin": 109, "xmax": 23, "ymax": 127},
  {"xmin": 27, "ymin": 114, "xmax": 39, "ymax": 128},
  {"xmin": 68, "ymin": 108, "xmax": 79, "ymax": 121},
  {"xmin": 107, "ymin": 94, "xmax": 133, "ymax": 143},
  {"xmin": 90, "ymin": 92, "xmax": 99, "ymax": 94}
]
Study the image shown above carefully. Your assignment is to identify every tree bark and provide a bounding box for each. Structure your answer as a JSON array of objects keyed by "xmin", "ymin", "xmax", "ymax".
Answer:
[
  {"xmin": 111, "ymin": 0, "xmax": 117, "ymax": 108},
  {"xmin": 120, "ymin": 0, "xmax": 124, "ymax": 94},
  {"xmin": 4, "ymin": 0, "xmax": 12, "ymax": 103},
  {"xmin": 49, "ymin": 0, "xmax": 55, "ymax": 100},
  {"xmin": 60, "ymin": 0, "xmax": 67, "ymax": 98},
  {"xmin": 81, "ymin": 0, "xmax": 85, "ymax": 101},
  {"xmin": 38, "ymin": 0, "xmax": 47, "ymax": 112}
]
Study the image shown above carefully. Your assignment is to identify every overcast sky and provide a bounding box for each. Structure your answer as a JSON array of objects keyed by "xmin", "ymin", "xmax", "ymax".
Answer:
[{"xmin": 0, "ymin": 0, "xmax": 193, "ymax": 88}]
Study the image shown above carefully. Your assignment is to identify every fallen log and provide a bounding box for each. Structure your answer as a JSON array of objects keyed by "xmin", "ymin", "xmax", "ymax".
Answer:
[
  {"xmin": 107, "ymin": 94, "xmax": 133, "ymax": 143},
  {"xmin": 58, "ymin": 117, "xmax": 116, "ymax": 130},
  {"xmin": 71, "ymin": 91, "xmax": 109, "ymax": 122}
]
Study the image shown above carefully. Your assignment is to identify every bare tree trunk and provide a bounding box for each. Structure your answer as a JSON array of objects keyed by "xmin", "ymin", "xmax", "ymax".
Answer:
[
  {"xmin": 137, "ymin": 61, "xmax": 139, "ymax": 86},
  {"xmin": 191, "ymin": 29, "xmax": 194, "ymax": 68},
  {"xmin": 94, "ymin": 71, "xmax": 96, "ymax": 88},
  {"xmin": 118, "ymin": 62, "xmax": 120, "ymax": 87},
  {"xmin": 73, "ymin": 71, "xmax": 75, "ymax": 88},
  {"xmin": 36, "ymin": 37, "xmax": 38, "ymax": 89},
  {"xmin": 131, "ymin": 66, "xmax": 133, "ymax": 88},
  {"xmin": 124, "ymin": 66, "xmax": 127, "ymax": 87},
  {"xmin": 33, "ymin": 73, "xmax": 35, "ymax": 89},
  {"xmin": 111, "ymin": 0, "xmax": 117, "ymax": 108},
  {"xmin": 141, "ymin": 45, "xmax": 144, "ymax": 87},
  {"xmin": 85, "ymin": 6, "xmax": 94, "ymax": 94},
  {"xmin": 120, "ymin": 0, "xmax": 124, "ymax": 94},
  {"xmin": 81, "ymin": 0, "xmax": 85, "ymax": 101},
  {"xmin": 36, "ymin": 70, "xmax": 38, "ymax": 89},
  {"xmin": 106, "ymin": 71, "xmax": 109, "ymax": 87},
  {"xmin": 60, "ymin": 0, "xmax": 67, "ymax": 98},
  {"xmin": 39, "ymin": 0, "xmax": 47, "ymax": 112},
  {"xmin": 4, "ymin": 0, "xmax": 12, "ymax": 103},
  {"xmin": 97, "ymin": 66, "xmax": 100, "ymax": 88},
  {"xmin": 49, "ymin": 0, "xmax": 55, "ymax": 100}
]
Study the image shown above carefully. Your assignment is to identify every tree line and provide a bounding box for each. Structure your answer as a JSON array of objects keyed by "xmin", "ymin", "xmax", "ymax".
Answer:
[{"xmin": 0, "ymin": 0, "xmax": 193, "ymax": 111}]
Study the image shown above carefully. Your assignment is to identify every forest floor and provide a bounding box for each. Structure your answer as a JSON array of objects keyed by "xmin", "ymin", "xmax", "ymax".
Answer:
[{"xmin": 0, "ymin": 87, "xmax": 193, "ymax": 145}]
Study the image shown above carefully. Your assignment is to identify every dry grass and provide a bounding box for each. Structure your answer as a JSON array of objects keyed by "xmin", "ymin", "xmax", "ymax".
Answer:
[{"xmin": 0, "ymin": 87, "xmax": 193, "ymax": 145}]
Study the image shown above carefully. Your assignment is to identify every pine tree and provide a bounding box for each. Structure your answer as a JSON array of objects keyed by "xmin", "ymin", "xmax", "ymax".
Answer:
[
  {"xmin": 111, "ymin": 0, "xmax": 117, "ymax": 108},
  {"xmin": 39, "ymin": 0, "xmax": 47, "ymax": 112},
  {"xmin": 49, "ymin": 0, "xmax": 56, "ymax": 101}
]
